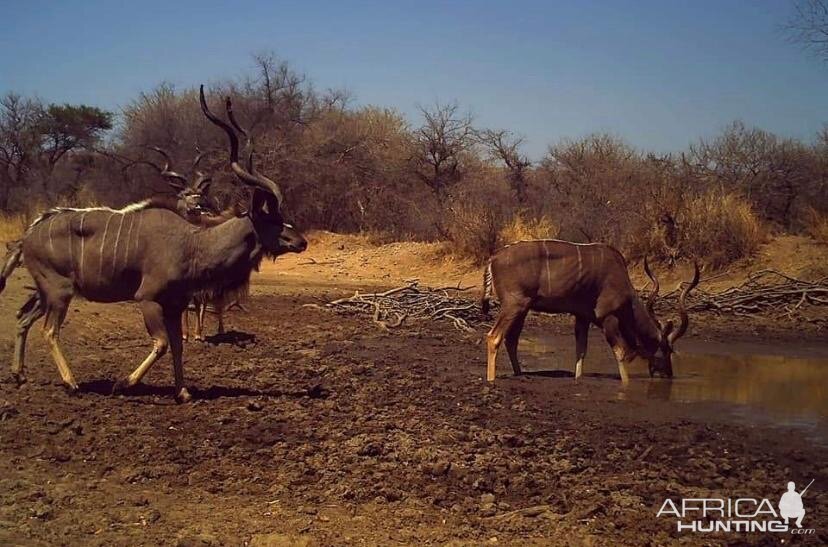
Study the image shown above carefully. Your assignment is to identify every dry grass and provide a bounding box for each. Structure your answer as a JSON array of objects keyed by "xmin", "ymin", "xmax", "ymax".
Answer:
[
  {"xmin": 679, "ymin": 191, "xmax": 766, "ymax": 269},
  {"xmin": 446, "ymin": 203, "xmax": 502, "ymax": 264},
  {"xmin": 498, "ymin": 214, "xmax": 558, "ymax": 244},
  {"xmin": 0, "ymin": 212, "xmax": 26, "ymax": 245},
  {"xmin": 803, "ymin": 207, "xmax": 828, "ymax": 244}
]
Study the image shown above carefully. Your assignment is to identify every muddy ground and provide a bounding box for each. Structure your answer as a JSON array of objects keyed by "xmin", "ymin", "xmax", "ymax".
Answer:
[{"xmin": 0, "ymin": 267, "xmax": 826, "ymax": 546}]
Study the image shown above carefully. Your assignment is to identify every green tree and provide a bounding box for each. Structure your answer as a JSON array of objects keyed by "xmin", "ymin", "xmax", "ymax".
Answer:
[{"xmin": 0, "ymin": 93, "xmax": 112, "ymax": 210}]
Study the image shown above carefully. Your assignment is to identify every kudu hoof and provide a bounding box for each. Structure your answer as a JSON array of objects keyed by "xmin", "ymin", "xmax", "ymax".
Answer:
[
  {"xmin": 64, "ymin": 383, "xmax": 80, "ymax": 396},
  {"xmin": 175, "ymin": 387, "xmax": 193, "ymax": 404},
  {"xmin": 12, "ymin": 373, "xmax": 27, "ymax": 387}
]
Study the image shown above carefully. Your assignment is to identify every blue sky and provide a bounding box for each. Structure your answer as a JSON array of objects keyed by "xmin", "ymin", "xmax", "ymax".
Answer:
[{"xmin": 1, "ymin": 0, "xmax": 825, "ymax": 159}]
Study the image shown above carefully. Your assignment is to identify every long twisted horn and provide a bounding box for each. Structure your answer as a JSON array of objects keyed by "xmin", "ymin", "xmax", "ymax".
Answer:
[
  {"xmin": 199, "ymin": 85, "xmax": 283, "ymax": 207},
  {"xmin": 149, "ymin": 147, "xmax": 188, "ymax": 189},
  {"xmin": 668, "ymin": 262, "xmax": 700, "ymax": 346},
  {"xmin": 225, "ymin": 98, "xmax": 248, "ymax": 138},
  {"xmin": 192, "ymin": 146, "xmax": 209, "ymax": 172},
  {"xmin": 223, "ymin": 95, "xmax": 284, "ymax": 207},
  {"xmin": 643, "ymin": 257, "xmax": 662, "ymax": 329}
]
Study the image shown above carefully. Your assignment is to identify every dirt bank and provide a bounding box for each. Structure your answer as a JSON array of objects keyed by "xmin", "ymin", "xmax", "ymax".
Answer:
[{"xmin": 261, "ymin": 231, "xmax": 828, "ymax": 291}]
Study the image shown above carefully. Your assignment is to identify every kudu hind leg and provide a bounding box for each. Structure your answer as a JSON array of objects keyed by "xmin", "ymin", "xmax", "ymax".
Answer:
[
  {"xmin": 213, "ymin": 293, "xmax": 226, "ymax": 335},
  {"xmin": 182, "ymin": 307, "xmax": 190, "ymax": 341},
  {"xmin": 216, "ymin": 308, "xmax": 225, "ymax": 335},
  {"xmin": 112, "ymin": 301, "xmax": 168, "ymax": 394},
  {"xmin": 504, "ymin": 311, "xmax": 528, "ymax": 376},
  {"xmin": 11, "ymin": 291, "xmax": 44, "ymax": 384},
  {"xmin": 574, "ymin": 317, "xmax": 589, "ymax": 379},
  {"xmin": 41, "ymin": 295, "xmax": 79, "ymax": 391},
  {"xmin": 194, "ymin": 301, "xmax": 206, "ymax": 341},
  {"xmin": 486, "ymin": 301, "xmax": 530, "ymax": 382}
]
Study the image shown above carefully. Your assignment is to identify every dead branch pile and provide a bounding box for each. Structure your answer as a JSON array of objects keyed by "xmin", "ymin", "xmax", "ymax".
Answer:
[
  {"xmin": 319, "ymin": 281, "xmax": 482, "ymax": 332},
  {"xmin": 653, "ymin": 269, "xmax": 828, "ymax": 321},
  {"xmin": 318, "ymin": 270, "xmax": 827, "ymax": 332}
]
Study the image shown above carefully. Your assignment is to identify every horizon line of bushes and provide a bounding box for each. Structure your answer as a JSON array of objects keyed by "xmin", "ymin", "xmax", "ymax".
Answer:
[{"xmin": 1, "ymin": 53, "xmax": 826, "ymax": 269}]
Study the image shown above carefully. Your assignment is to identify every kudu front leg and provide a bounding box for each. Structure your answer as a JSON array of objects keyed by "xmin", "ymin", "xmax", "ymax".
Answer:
[
  {"xmin": 601, "ymin": 315, "xmax": 630, "ymax": 384},
  {"xmin": 163, "ymin": 311, "xmax": 191, "ymax": 404},
  {"xmin": 11, "ymin": 291, "xmax": 44, "ymax": 385},
  {"xmin": 112, "ymin": 301, "xmax": 168, "ymax": 396}
]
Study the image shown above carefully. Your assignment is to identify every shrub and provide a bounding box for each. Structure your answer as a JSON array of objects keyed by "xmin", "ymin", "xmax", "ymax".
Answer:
[
  {"xmin": 0, "ymin": 211, "xmax": 26, "ymax": 245},
  {"xmin": 679, "ymin": 191, "xmax": 766, "ymax": 268},
  {"xmin": 445, "ymin": 200, "xmax": 504, "ymax": 264},
  {"xmin": 499, "ymin": 214, "xmax": 558, "ymax": 244},
  {"xmin": 803, "ymin": 207, "xmax": 828, "ymax": 243}
]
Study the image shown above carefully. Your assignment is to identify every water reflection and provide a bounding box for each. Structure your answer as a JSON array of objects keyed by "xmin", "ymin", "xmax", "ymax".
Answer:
[{"xmin": 519, "ymin": 334, "xmax": 828, "ymax": 442}]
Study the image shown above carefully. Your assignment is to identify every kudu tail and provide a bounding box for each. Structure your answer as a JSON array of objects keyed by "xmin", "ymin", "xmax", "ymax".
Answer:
[
  {"xmin": 481, "ymin": 261, "xmax": 493, "ymax": 317},
  {"xmin": 0, "ymin": 240, "xmax": 23, "ymax": 295}
]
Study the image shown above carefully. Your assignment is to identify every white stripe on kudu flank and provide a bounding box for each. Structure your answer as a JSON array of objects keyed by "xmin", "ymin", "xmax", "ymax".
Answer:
[
  {"xmin": 68, "ymin": 216, "xmax": 75, "ymax": 271},
  {"xmin": 47, "ymin": 216, "xmax": 56, "ymax": 255},
  {"xmin": 122, "ymin": 213, "xmax": 135, "ymax": 270},
  {"xmin": 543, "ymin": 241, "xmax": 552, "ymax": 293},
  {"xmin": 576, "ymin": 245, "xmax": 583, "ymax": 278},
  {"xmin": 130, "ymin": 212, "xmax": 143, "ymax": 266},
  {"xmin": 98, "ymin": 213, "xmax": 115, "ymax": 279},
  {"xmin": 111, "ymin": 213, "xmax": 125, "ymax": 274},
  {"xmin": 78, "ymin": 212, "xmax": 88, "ymax": 285}
]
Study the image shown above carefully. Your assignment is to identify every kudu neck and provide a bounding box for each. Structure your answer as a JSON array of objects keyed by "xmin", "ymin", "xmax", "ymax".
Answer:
[
  {"xmin": 187, "ymin": 216, "xmax": 260, "ymax": 284},
  {"xmin": 631, "ymin": 296, "xmax": 663, "ymax": 351}
]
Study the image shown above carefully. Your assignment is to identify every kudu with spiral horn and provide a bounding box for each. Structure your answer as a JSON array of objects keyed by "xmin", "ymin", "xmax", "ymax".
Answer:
[
  {"xmin": 481, "ymin": 239, "xmax": 699, "ymax": 383},
  {"xmin": 174, "ymin": 112, "xmax": 306, "ymax": 341},
  {"xmin": 0, "ymin": 85, "xmax": 306, "ymax": 403}
]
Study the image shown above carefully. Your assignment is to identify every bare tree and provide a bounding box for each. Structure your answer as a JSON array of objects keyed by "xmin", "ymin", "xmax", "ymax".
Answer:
[
  {"xmin": 411, "ymin": 102, "xmax": 476, "ymax": 201},
  {"xmin": 787, "ymin": 0, "xmax": 828, "ymax": 61},
  {"xmin": 479, "ymin": 129, "xmax": 531, "ymax": 205},
  {"xmin": 689, "ymin": 120, "xmax": 813, "ymax": 227},
  {"xmin": 0, "ymin": 94, "xmax": 43, "ymax": 210}
]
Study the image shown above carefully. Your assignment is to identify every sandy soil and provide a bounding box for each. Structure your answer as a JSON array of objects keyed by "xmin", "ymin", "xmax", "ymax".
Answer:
[{"xmin": 0, "ymin": 233, "xmax": 826, "ymax": 546}]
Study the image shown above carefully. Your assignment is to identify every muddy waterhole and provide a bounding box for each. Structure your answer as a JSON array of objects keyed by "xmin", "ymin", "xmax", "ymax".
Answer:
[{"xmin": 519, "ymin": 332, "xmax": 828, "ymax": 446}]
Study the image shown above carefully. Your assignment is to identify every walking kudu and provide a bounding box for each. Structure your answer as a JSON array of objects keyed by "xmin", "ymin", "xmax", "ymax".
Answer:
[
  {"xmin": 0, "ymin": 85, "xmax": 307, "ymax": 402},
  {"xmin": 481, "ymin": 240, "xmax": 699, "ymax": 383},
  {"xmin": 140, "ymin": 145, "xmax": 244, "ymax": 341},
  {"xmin": 160, "ymin": 115, "xmax": 306, "ymax": 341}
]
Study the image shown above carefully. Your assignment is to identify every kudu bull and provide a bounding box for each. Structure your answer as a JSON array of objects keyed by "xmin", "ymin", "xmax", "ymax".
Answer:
[
  {"xmin": 481, "ymin": 240, "xmax": 699, "ymax": 383},
  {"xmin": 0, "ymin": 85, "xmax": 307, "ymax": 403},
  {"xmin": 178, "ymin": 103, "xmax": 306, "ymax": 341}
]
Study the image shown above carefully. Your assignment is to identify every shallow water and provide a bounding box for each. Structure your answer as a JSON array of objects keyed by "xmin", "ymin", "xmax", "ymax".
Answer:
[{"xmin": 519, "ymin": 333, "xmax": 828, "ymax": 445}]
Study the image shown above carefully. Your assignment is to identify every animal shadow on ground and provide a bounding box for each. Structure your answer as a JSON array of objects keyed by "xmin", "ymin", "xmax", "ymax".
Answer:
[
  {"xmin": 204, "ymin": 330, "xmax": 256, "ymax": 346},
  {"xmin": 519, "ymin": 370, "xmax": 628, "ymax": 380},
  {"xmin": 78, "ymin": 380, "xmax": 329, "ymax": 401},
  {"xmin": 522, "ymin": 369, "xmax": 574, "ymax": 378}
]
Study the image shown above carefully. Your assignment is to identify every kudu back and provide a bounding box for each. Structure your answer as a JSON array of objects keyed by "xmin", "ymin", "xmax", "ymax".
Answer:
[{"xmin": 482, "ymin": 239, "xmax": 699, "ymax": 383}]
